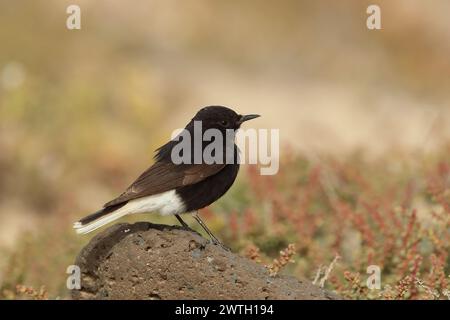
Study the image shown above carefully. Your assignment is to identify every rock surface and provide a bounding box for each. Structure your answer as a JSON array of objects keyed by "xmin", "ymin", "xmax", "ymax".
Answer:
[{"xmin": 71, "ymin": 222, "xmax": 340, "ymax": 300}]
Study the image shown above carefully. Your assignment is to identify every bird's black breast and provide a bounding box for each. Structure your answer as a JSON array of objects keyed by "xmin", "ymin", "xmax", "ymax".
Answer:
[{"xmin": 176, "ymin": 163, "xmax": 239, "ymax": 212}]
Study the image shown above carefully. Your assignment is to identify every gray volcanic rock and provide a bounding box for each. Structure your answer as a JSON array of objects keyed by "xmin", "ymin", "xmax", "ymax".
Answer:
[{"xmin": 71, "ymin": 222, "xmax": 340, "ymax": 300}]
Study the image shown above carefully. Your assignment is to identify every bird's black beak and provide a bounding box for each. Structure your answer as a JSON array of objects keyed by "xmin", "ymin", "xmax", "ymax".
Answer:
[{"xmin": 238, "ymin": 114, "xmax": 260, "ymax": 125}]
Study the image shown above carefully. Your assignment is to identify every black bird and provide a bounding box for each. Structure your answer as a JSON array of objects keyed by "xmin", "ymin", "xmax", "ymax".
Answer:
[{"xmin": 74, "ymin": 106, "xmax": 260, "ymax": 247}]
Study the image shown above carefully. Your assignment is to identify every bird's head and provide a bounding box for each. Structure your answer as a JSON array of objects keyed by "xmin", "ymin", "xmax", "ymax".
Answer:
[{"xmin": 191, "ymin": 106, "xmax": 260, "ymax": 132}]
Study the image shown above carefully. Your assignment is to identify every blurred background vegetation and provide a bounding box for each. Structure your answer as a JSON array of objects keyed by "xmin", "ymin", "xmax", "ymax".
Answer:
[{"xmin": 0, "ymin": 0, "xmax": 449, "ymax": 299}]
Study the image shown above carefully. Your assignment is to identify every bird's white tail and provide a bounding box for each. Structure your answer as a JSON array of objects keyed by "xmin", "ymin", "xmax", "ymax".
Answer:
[
  {"xmin": 73, "ymin": 208, "xmax": 130, "ymax": 234},
  {"xmin": 73, "ymin": 190, "xmax": 185, "ymax": 234}
]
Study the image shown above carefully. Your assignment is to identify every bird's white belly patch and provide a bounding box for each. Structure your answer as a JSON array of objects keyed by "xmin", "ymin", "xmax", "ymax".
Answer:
[{"xmin": 122, "ymin": 190, "xmax": 186, "ymax": 216}]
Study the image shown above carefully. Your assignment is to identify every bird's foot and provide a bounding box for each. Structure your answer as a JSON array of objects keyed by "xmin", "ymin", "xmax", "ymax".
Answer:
[{"xmin": 211, "ymin": 239, "xmax": 231, "ymax": 252}]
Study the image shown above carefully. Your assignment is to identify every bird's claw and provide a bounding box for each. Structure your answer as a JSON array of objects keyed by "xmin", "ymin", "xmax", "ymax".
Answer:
[{"xmin": 211, "ymin": 239, "xmax": 231, "ymax": 251}]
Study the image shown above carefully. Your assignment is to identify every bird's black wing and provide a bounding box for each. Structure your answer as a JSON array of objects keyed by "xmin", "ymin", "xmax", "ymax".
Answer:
[{"xmin": 103, "ymin": 161, "xmax": 226, "ymax": 207}]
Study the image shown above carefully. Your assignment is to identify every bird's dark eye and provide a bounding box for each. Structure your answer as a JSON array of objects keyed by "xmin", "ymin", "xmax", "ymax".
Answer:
[{"xmin": 219, "ymin": 120, "xmax": 229, "ymax": 127}]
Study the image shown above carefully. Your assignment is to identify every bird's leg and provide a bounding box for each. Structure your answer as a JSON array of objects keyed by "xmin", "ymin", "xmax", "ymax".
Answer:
[
  {"xmin": 175, "ymin": 214, "xmax": 189, "ymax": 229},
  {"xmin": 191, "ymin": 211, "xmax": 230, "ymax": 251}
]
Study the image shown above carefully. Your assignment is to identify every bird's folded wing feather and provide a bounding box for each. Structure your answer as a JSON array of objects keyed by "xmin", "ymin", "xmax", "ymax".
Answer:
[{"xmin": 103, "ymin": 162, "xmax": 226, "ymax": 207}]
